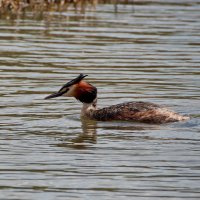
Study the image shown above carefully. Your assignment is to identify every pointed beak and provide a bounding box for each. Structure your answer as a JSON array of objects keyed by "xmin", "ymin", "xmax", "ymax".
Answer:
[
  {"xmin": 44, "ymin": 90, "xmax": 67, "ymax": 100},
  {"xmin": 44, "ymin": 74, "xmax": 88, "ymax": 100}
]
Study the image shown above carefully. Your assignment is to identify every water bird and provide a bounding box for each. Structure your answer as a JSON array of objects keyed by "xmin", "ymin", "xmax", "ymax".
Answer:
[{"xmin": 44, "ymin": 74, "xmax": 189, "ymax": 123}]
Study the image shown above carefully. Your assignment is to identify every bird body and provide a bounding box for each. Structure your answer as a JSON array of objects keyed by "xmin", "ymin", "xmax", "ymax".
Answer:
[
  {"xmin": 45, "ymin": 74, "xmax": 189, "ymax": 124},
  {"xmin": 81, "ymin": 101, "xmax": 188, "ymax": 123}
]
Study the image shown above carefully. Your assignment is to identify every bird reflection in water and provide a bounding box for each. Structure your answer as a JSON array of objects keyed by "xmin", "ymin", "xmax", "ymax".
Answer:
[{"xmin": 57, "ymin": 118, "xmax": 97, "ymax": 149}]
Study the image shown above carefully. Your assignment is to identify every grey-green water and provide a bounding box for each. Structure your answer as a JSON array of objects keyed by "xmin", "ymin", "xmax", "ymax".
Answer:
[{"xmin": 0, "ymin": 1, "xmax": 200, "ymax": 199}]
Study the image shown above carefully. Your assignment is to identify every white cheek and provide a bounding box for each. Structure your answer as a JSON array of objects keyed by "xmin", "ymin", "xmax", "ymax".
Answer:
[{"xmin": 63, "ymin": 85, "xmax": 76, "ymax": 97}]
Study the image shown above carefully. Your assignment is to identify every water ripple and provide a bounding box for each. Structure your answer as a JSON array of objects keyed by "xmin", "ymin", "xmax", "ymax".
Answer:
[{"xmin": 0, "ymin": 1, "xmax": 200, "ymax": 200}]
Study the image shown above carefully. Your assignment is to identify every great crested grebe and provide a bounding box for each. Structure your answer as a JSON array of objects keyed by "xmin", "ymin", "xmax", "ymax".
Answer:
[{"xmin": 44, "ymin": 74, "xmax": 189, "ymax": 124}]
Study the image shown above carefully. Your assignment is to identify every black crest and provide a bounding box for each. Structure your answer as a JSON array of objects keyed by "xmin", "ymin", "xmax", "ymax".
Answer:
[{"xmin": 59, "ymin": 73, "xmax": 88, "ymax": 92}]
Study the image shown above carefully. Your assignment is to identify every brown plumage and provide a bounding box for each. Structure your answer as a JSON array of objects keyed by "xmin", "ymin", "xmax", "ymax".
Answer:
[
  {"xmin": 90, "ymin": 101, "xmax": 189, "ymax": 123},
  {"xmin": 45, "ymin": 74, "xmax": 189, "ymax": 124}
]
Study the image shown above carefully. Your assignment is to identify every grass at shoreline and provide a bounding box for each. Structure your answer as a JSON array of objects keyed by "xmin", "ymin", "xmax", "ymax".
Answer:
[{"xmin": 0, "ymin": 0, "xmax": 133, "ymax": 13}]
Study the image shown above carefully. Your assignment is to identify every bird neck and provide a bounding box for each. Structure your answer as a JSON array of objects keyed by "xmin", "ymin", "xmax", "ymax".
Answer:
[{"xmin": 81, "ymin": 98, "xmax": 97, "ymax": 118}]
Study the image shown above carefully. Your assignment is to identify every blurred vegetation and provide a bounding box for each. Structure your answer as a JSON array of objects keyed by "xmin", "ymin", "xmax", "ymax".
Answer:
[
  {"xmin": 0, "ymin": 0, "xmax": 95, "ymax": 13},
  {"xmin": 0, "ymin": 0, "xmax": 133, "ymax": 14}
]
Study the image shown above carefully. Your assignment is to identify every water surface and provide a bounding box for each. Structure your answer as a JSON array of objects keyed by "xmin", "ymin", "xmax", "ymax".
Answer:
[{"xmin": 0, "ymin": 1, "xmax": 200, "ymax": 199}]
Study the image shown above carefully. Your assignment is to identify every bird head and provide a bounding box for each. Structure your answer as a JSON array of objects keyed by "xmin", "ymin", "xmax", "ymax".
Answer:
[{"xmin": 44, "ymin": 74, "xmax": 97, "ymax": 104}]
